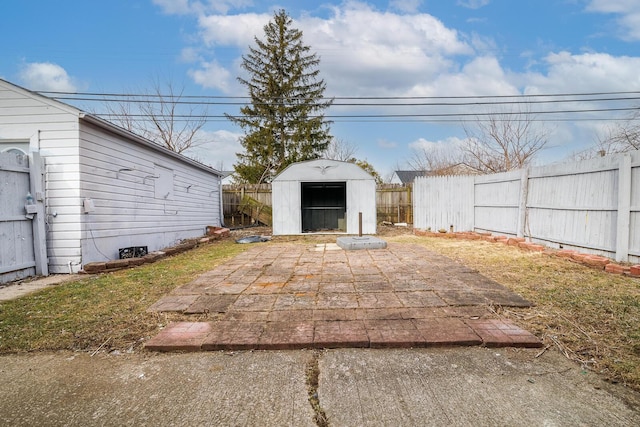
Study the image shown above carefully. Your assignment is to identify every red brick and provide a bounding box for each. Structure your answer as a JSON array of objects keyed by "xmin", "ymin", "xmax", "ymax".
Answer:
[
  {"xmin": 466, "ymin": 319, "xmax": 542, "ymax": 348},
  {"xmin": 163, "ymin": 247, "xmax": 179, "ymax": 256},
  {"xmin": 570, "ymin": 252, "xmax": 589, "ymax": 262},
  {"xmin": 556, "ymin": 250, "xmax": 576, "ymax": 258},
  {"xmin": 206, "ymin": 226, "xmax": 223, "ymax": 236},
  {"xmin": 105, "ymin": 259, "xmax": 130, "ymax": 269},
  {"xmin": 630, "ymin": 265, "xmax": 640, "ymax": 277},
  {"xmin": 507, "ymin": 237, "xmax": 525, "ymax": 246},
  {"xmin": 582, "ymin": 255, "xmax": 610, "ymax": 269},
  {"xmin": 517, "ymin": 242, "xmax": 544, "ymax": 251},
  {"xmin": 128, "ymin": 257, "xmax": 146, "ymax": 266},
  {"xmin": 482, "ymin": 236, "xmax": 497, "ymax": 242},
  {"xmin": 83, "ymin": 262, "xmax": 106, "ymax": 273},
  {"xmin": 142, "ymin": 252, "xmax": 164, "ymax": 263},
  {"xmin": 605, "ymin": 264, "xmax": 630, "ymax": 275}
]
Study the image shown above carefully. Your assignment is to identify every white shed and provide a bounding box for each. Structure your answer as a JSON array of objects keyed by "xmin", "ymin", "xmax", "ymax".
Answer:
[
  {"xmin": 272, "ymin": 159, "xmax": 377, "ymax": 235},
  {"xmin": 0, "ymin": 79, "xmax": 223, "ymax": 276}
]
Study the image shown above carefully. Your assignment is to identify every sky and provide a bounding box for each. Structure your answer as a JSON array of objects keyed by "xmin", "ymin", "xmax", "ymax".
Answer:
[{"xmin": 2, "ymin": 0, "xmax": 640, "ymax": 178}]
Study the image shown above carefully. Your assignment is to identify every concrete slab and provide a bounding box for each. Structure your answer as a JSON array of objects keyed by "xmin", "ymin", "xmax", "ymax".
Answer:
[
  {"xmin": 0, "ymin": 274, "xmax": 86, "ymax": 301},
  {"xmin": 336, "ymin": 236, "xmax": 387, "ymax": 250},
  {"xmin": 1, "ymin": 349, "xmax": 639, "ymax": 426}
]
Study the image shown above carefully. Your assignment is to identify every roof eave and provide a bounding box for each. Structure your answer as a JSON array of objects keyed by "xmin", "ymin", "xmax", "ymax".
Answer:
[{"xmin": 79, "ymin": 113, "xmax": 223, "ymax": 177}]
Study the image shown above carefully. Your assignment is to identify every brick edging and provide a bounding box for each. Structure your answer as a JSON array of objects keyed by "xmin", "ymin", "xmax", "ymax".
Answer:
[
  {"xmin": 414, "ymin": 229, "xmax": 639, "ymax": 277},
  {"xmin": 82, "ymin": 227, "xmax": 231, "ymax": 274}
]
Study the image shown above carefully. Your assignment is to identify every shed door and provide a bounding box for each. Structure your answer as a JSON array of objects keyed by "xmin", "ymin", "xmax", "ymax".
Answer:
[{"xmin": 301, "ymin": 182, "xmax": 346, "ymax": 232}]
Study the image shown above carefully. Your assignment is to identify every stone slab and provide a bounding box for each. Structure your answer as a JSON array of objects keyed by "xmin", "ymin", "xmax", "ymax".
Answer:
[{"xmin": 336, "ymin": 236, "xmax": 387, "ymax": 250}]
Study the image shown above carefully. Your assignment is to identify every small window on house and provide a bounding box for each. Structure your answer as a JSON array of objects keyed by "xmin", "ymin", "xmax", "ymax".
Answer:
[
  {"xmin": 2, "ymin": 147, "xmax": 27, "ymax": 155},
  {"xmin": 0, "ymin": 139, "xmax": 29, "ymax": 155}
]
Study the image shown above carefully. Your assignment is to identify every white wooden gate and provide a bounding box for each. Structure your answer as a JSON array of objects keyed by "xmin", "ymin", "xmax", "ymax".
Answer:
[{"xmin": 0, "ymin": 152, "xmax": 47, "ymax": 283}]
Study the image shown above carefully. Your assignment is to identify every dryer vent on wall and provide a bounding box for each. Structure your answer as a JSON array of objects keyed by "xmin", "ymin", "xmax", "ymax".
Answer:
[{"xmin": 119, "ymin": 246, "xmax": 148, "ymax": 259}]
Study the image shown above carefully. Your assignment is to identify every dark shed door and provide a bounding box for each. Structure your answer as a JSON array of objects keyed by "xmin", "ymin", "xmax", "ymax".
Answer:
[{"xmin": 301, "ymin": 182, "xmax": 346, "ymax": 232}]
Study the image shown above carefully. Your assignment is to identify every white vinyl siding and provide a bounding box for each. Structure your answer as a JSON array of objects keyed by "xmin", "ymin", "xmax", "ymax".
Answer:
[{"xmin": 78, "ymin": 120, "xmax": 221, "ymax": 263}]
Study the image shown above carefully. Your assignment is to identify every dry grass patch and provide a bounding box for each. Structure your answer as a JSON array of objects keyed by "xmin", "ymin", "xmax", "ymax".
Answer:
[
  {"xmin": 392, "ymin": 235, "xmax": 640, "ymax": 391},
  {"xmin": 0, "ymin": 239, "xmax": 248, "ymax": 354}
]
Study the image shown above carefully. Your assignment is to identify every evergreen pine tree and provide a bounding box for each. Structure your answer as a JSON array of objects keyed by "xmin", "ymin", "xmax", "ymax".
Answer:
[{"xmin": 227, "ymin": 9, "xmax": 333, "ymax": 183}]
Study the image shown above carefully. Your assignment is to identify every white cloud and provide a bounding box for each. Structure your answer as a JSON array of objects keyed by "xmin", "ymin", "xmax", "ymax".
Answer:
[
  {"xmin": 409, "ymin": 136, "xmax": 466, "ymax": 152},
  {"xmin": 411, "ymin": 56, "xmax": 518, "ymax": 97},
  {"xmin": 585, "ymin": 0, "xmax": 640, "ymax": 40},
  {"xmin": 197, "ymin": 12, "xmax": 270, "ymax": 46},
  {"xmin": 181, "ymin": 2, "xmax": 476, "ymax": 96},
  {"xmin": 153, "ymin": 0, "xmax": 253, "ymax": 15},
  {"xmin": 390, "ymin": 0, "xmax": 422, "ymax": 13},
  {"xmin": 298, "ymin": 2, "xmax": 473, "ymax": 95},
  {"xmin": 179, "ymin": 47, "xmax": 202, "ymax": 63},
  {"xmin": 153, "ymin": 0, "xmax": 194, "ymax": 15},
  {"xmin": 457, "ymin": 0, "xmax": 490, "ymax": 10},
  {"xmin": 523, "ymin": 51, "xmax": 640, "ymax": 94},
  {"xmin": 188, "ymin": 60, "xmax": 234, "ymax": 92},
  {"xmin": 18, "ymin": 62, "xmax": 77, "ymax": 92},
  {"xmin": 586, "ymin": 0, "xmax": 639, "ymax": 14},
  {"xmin": 187, "ymin": 129, "xmax": 242, "ymax": 170},
  {"xmin": 378, "ymin": 139, "xmax": 398, "ymax": 149}
]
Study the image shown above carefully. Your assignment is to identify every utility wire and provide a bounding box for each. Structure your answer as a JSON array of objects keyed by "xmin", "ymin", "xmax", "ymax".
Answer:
[
  {"xmin": 36, "ymin": 89, "xmax": 640, "ymax": 100},
  {"xmin": 37, "ymin": 89, "xmax": 640, "ymax": 122}
]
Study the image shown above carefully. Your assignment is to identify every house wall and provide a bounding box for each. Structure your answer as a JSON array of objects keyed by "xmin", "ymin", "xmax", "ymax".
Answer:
[
  {"xmin": 0, "ymin": 82, "xmax": 83, "ymax": 274},
  {"xmin": 77, "ymin": 120, "xmax": 222, "ymax": 268}
]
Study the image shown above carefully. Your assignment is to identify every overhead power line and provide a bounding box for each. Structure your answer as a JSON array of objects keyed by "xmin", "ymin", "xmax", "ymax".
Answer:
[
  {"xmin": 36, "ymin": 89, "xmax": 640, "ymax": 123},
  {"xmin": 36, "ymin": 89, "xmax": 640, "ymax": 100}
]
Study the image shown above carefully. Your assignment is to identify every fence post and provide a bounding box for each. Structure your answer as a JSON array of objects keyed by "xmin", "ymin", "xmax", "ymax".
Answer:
[
  {"xmin": 516, "ymin": 167, "xmax": 529, "ymax": 238},
  {"xmin": 616, "ymin": 153, "xmax": 632, "ymax": 262},
  {"xmin": 29, "ymin": 151, "xmax": 48, "ymax": 276}
]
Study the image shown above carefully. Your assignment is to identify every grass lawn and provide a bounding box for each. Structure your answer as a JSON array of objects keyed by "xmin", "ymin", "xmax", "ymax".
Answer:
[
  {"xmin": 390, "ymin": 234, "xmax": 640, "ymax": 391},
  {"xmin": 0, "ymin": 239, "xmax": 248, "ymax": 353}
]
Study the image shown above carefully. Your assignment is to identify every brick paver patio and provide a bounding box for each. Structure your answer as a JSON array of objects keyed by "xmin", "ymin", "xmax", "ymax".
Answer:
[{"xmin": 145, "ymin": 242, "xmax": 541, "ymax": 351}]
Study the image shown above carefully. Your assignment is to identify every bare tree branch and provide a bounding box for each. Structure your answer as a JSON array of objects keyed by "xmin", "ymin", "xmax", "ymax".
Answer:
[
  {"xmin": 596, "ymin": 109, "xmax": 640, "ymax": 155},
  {"xmin": 323, "ymin": 138, "xmax": 358, "ymax": 161},
  {"xmin": 462, "ymin": 105, "xmax": 550, "ymax": 173},
  {"xmin": 100, "ymin": 78, "xmax": 208, "ymax": 154}
]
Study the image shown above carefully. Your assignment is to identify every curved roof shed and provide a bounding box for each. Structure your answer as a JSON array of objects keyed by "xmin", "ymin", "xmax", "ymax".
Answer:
[{"xmin": 272, "ymin": 159, "xmax": 377, "ymax": 235}]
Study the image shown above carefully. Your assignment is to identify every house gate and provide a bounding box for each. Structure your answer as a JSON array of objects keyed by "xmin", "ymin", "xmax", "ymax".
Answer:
[{"xmin": 0, "ymin": 152, "xmax": 48, "ymax": 283}]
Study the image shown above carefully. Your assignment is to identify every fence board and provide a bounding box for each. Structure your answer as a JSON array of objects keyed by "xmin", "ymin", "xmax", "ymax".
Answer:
[
  {"xmin": 414, "ymin": 175, "xmax": 474, "ymax": 232},
  {"xmin": 413, "ymin": 151, "xmax": 640, "ymax": 263},
  {"xmin": 0, "ymin": 153, "xmax": 35, "ymax": 282}
]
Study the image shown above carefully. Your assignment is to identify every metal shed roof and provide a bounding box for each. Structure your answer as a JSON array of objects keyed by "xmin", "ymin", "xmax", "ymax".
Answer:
[{"xmin": 273, "ymin": 159, "xmax": 374, "ymax": 182}]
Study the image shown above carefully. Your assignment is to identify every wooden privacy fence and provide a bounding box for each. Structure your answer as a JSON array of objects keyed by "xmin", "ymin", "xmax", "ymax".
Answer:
[
  {"xmin": 0, "ymin": 152, "xmax": 48, "ymax": 283},
  {"xmin": 223, "ymin": 184, "xmax": 413, "ymax": 226},
  {"xmin": 413, "ymin": 151, "xmax": 640, "ymax": 263}
]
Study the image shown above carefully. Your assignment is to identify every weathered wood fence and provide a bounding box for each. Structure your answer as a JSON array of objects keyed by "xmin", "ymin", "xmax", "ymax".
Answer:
[
  {"xmin": 413, "ymin": 151, "xmax": 640, "ymax": 263},
  {"xmin": 0, "ymin": 152, "xmax": 48, "ymax": 283},
  {"xmin": 223, "ymin": 184, "xmax": 413, "ymax": 226}
]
